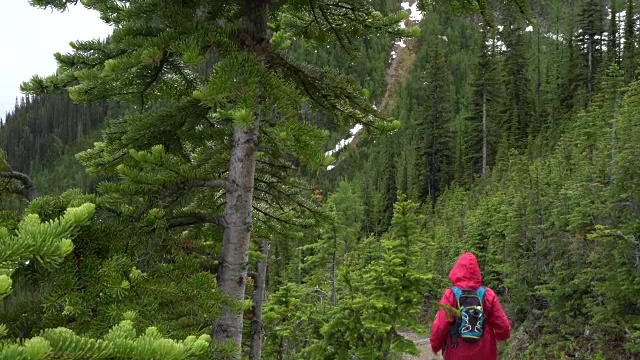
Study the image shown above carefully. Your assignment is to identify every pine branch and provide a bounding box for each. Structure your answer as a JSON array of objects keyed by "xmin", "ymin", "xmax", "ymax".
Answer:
[
  {"xmin": 254, "ymin": 177, "xmax": 313, "ymax": 192},
  {"xmin": 181, "ymin": 245, "xmax": 221, "ymax": 261},
  {"xmin": 140, "ymin": 51, "xmax": 170, "ymax": 112},
  {"xmin": 256, "ymin": 159, "xmax": 297, "ymax": 172},
  {"xmin": 254, "ymin": 183, "xmax": 319, "ymax": 216},
  {"xmin": 269, "ymin": 53, "xmax": 387, "ymax": 128},
  {"xmin": 254, "ymin": 217, "xmax": 291, "ymax": 238},
  {"xmin": 158, "ymin": 179, "xmax": 234, "ymax": 200},
  {"xmin": 132, "ymin": 179, "xmax": 232, "ymax": 220},
  {"xmin": 313, "ymin": 0, "xmax": 350, "ymax": 50},
  {"xmin": 252, "ymin": 206, "xmax": 300, "ymax": 227},
  {"xmin": 611, "ymin": 201, "xmax": 640, "ymax": 219},
  {"xmin": 168, "ymin": 214, "xmax": 227, "ymax": 229},
  {"xmin": 28, "ymin": 0, "xmax": 79, "ymax": 11}
]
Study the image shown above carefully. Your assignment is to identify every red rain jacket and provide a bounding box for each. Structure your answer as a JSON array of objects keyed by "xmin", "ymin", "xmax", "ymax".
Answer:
[{"xmin": 430, "ymin": 252, "xmax": 511, "ymax": 360}]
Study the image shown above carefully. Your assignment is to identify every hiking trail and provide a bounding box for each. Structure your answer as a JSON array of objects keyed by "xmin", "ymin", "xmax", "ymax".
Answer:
[{"xmin": 399, "ymin": 330, "xmax": 443, "ymax": 360}]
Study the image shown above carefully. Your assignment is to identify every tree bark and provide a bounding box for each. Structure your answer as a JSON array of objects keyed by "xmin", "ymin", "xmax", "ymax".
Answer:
[
  {"xmin": 212, "ymin": 120, "xmax": 260, "ymax": 355},
  {"xmin": 249, "ymin": 239, "xmax": 269, "ymax": 360},
  {"xmin": 212, "ymin": 0, "xmax": 269, "ymax": 355},
  {"xmin": 0, "ymin": 157, "xmax": 39, "ymax": 201}
]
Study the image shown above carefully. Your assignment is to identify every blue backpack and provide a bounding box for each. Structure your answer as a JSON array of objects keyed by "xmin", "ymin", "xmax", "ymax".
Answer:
[{"xmin": 449, "ymin": 286, "xmax": 486, "ymax": 345}]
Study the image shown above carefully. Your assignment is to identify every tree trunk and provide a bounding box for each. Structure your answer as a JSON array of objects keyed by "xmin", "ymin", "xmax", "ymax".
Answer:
[
  {"xmin": 429, "ymin": 87, "xmax": 439, "ymax": 208},
  {"xmin": 530, "ymin": 170, "xmax": 541, "ymax": 274},
  {"xmin": 587, "ymin": 37, "xmax": 593, "ymax": 104},
  {"xmin": 536, "ymin": 23, "xmax": 542, "ymax": 136},
  {"xmin": 213, "ymin": 121, "xmax": 260, "ymax": 354},
  {"xmin": 249, "ymin": 239, "xmax": 269, "ymax": 360},
  {"xmin": 212, "ymin": 0, "xmax": 269, "ymax": 355},
  {"xmin": 296, "ymin": 243, "xmax": 302, "ymax": 284},
  {"xmin": 610, "ymin": 84, "xmax": 618, "ymax": 185},
  {"xmin": 481, "ymin": 78, "xmax": 487, "ymax": 177},
  {"xmin": 331, "ymin": 223, "xmax": 338, "ymax": 307},
  {"xmin": 624, "ymin": 0, "xmax": 635, "ymax": 84},
  {"xmin": 609, "ymin": 0, "xmax": 618, "ymax": 64}
]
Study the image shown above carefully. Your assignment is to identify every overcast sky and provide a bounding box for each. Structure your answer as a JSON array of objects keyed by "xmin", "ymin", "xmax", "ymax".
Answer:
[{"xmin": 0, "ymin": 2, "xmax": 112, "ymax": 120}]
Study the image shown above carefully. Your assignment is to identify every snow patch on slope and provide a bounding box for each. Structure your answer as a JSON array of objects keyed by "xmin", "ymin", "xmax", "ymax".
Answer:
[
  {"xmin": 324, "ymin": 123, "xmax": 365, "ymax": 158},
  {"xmin": 401, "ymin": 1, "xmax": 423, "ymax": 22},
  {"xmin": 326, "ymin": 1, "xmax": 423, "ymax": 171}
]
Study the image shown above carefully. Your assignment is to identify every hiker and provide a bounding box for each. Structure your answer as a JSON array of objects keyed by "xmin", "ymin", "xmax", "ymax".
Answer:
[{"xmin": 430, "ymin": 252, "xmax": 511, "ymax": 359}]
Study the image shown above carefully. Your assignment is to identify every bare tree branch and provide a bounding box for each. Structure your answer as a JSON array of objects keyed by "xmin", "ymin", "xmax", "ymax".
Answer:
[
  {"xmin": 0, "ymin": 158, "xmax": 39, "ymax": 201},
  {"xmin": 131, "ymin": 178, "xmax": 232, "ymax": 221}
]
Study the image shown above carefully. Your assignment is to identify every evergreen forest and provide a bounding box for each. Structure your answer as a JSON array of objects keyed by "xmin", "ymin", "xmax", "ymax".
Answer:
[{"xmin": 1, "ymin": 0, "xmax": 640, "ymax": 359}]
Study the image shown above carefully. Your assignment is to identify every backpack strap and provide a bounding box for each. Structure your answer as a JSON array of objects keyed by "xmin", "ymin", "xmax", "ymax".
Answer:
[
  {"xmin": 476, "ymin": 286, "xmax": 486, "ymax": 304},
  {"xmin": 451, "ymin": 286, "xmax": 462, "ymax": 302},
  {"xmin": 448, "ymin": 287, "xmax": 461, "ymax": 348}
]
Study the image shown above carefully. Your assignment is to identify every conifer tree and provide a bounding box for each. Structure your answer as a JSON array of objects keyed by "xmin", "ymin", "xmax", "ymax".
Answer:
[
  {"xmin": 0, "ymin": 191, "xmax": 209, "ymax": 359},
  {"xmin": 608, "ymin": 0, "xmax": 619, "ymax": 64},
  {"xmin": 605, "ymin": 79, "xmax": 640, "ymax": 353},
  {"xmin": 380, "ymin": 139, "xmax": 399, "ymax": 232},
  {"xmin": 466, "ymin": 25, "xmax": 502, "ymax": 178},
  {"xmin": 0, "ymin": 316, "xmax": 211, "ymax": 359},
  {"xmin": 559, "ymin": 0, "xmax": 585, "ymax": 113},
  {"xmin": 415, "ymin": 36, "xmax": 454, "ymax": 207},
  {"xmin": 248, "ymin": 238, "xmax": 269, "ymax": 360},
  {"xmin": 0, "ymin": 202, "xmax": 94, "ymax": 300},
  {"xmin": 500, "ymin": 1, "xmax": 532, "ymax": 144},
  {"xmin": 301, "ymin": 193, "xmax": 432, "ymax": 359},
  {"xmin": 22, "ymin": 0, "xmax": 413, "ymax": 354},
  {"xmin": 302, "ymin": 180, "xmax": 363, "ymax": 306},
  {"xmin": 0, "ymin": 91, "xmax": 109, "ymax": 178},
  {"xmin": 577, "ymin": 0, "xmax": 606, "ymax": 103},
  {"xmin": 13, "ymin": 0, "xmax": 640, "ymax": 358},
  {"xmin": 623, "ymin": 0, "xmax": 636, "ymax": 84}
]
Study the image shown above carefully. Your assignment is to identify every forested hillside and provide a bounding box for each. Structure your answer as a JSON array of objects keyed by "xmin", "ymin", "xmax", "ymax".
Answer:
[
  {"xmin": 0, "ymin": 92, "xmax": 114, "ymax": 196},
  {"xmin": 0, "ymin": 0, "xmax": 639, "ymax": 359},
  {"xmin": 321, "ymin": 0, "xmax": 640, "ymax": 358}
]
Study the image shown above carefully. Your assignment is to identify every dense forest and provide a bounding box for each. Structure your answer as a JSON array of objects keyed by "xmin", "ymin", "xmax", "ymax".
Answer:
[{"xmin": 1, "ymin": 0, "xmax": 640, "ymax": 359}]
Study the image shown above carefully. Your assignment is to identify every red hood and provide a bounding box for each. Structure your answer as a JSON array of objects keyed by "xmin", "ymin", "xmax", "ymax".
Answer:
[{"xmin": 449, "ymin": 252, "xmax": 483, "ymax": 289}]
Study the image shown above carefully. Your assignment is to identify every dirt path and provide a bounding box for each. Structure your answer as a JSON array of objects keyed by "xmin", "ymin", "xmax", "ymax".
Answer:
[{"xmin": 398, "ymin": 331, "xmax": 443, "ymax": 360}]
